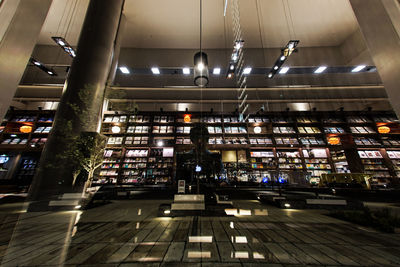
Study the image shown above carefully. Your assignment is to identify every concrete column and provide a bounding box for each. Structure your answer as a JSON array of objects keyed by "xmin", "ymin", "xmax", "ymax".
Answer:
[
  {"xmin": 28, "ymin": 0, "xmax": 125, "ymax": 205},
  {"xmin": 350, "ymin": 0, "xmax": 400, "ymax": 117},
  {"xmin": 0, "ymin": 0, "xmax": 52, "ymax": 121}
]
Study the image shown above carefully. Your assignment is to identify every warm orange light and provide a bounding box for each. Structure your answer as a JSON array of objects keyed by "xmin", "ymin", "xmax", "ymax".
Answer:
[
  {"xmin": 328, "ymin": 137, "xmax": 340, "ymax": 145},
  {"xmin": 19, "ymin": 125, "xmax": 32, "ymax": 133},
  {"xmin": 184, "ymin": 114, "xmax": 191, "ymax": 123},
  {"xmin": 378, "ymin": 126, "xmax": 390, "ymax": 134}
]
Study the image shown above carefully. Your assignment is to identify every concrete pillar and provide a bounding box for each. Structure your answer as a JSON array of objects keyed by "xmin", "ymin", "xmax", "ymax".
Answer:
[
  {"xmin": 0, "ymin": 0, "xmax": 52, "ymax": 121},
  {"xmin": 350, "ymin": 0, "xmax": 400, "ymax": 117},
  {"xmin": 28, "ymin": 0, "xmax": 125, "ymax": 206}
]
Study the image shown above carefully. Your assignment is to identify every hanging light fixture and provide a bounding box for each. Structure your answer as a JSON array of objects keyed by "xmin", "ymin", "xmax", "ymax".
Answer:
[{"xmin": 194, "ymin": 0, "xmax": 209, "ymax": 87}]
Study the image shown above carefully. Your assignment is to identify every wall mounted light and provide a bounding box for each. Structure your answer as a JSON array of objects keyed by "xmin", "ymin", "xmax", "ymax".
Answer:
[{"xmin": 111, "ymin": 126, "xmax": 121, "ymax": 133}]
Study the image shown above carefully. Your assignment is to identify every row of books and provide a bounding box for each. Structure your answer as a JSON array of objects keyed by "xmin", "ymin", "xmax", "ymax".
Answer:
[
  {"xmin": 127, "ymin": 126, "xmax": 150, "ymax": 133},
  {"xmin": 10, "ymin": 116, "xmax": 35, "ymax": 122},
  {"xmin": 297, "ymin": 117, "xmax": 318, "ymax": 123},
  {"xmin": 299, "ymin": 137, "xmax": 325, "ymax": 145},
  {"xmin": 347, "ymin": 116, "xmax": 370, "ymax": 123},
  {"xmin": 273, "ymin": 127, "xmax": 296, "ymax": 134},
  {"xmin": 125, "ymin": 136, "xmax": 149, "ymax": 145},
  {"xmin": 350, "ymin": 126, "xmax": 375, "ymax": 134},
  {"xmin": 358, "ymin": 150, "xmax": 383, "ymax": 159},
  {"xmin": 1, "ymin": 138, "xmax": 28, "ymax": 145},
  {"xmin": 123, "ymin": 157, "xmax": 147, "ymax": 162},
  {"xmin": 275, "ymin": 137, "xmax": 299, "ymax": 145},
  {"xmin": 383, "ymin": 139, "xmax": 400, "ymax": 146},
  {"xmin": 354, "ymin": 137, "xmax": 381, "ymax": 146},
  {"xmin": 153, "ymin": 126, "xmax": 174, "ymax": 133},
  {"xmin": 249, "ymin": 138, "xmax": 273, "ymax": 145},
  {"xmin": 34, "ymin": 126, "xmax": 52, "ymax": 133},
  {"xmin": 324, "ymin": 127, "xmax": 345, "ymax": 134},
  {"xmin": 298, "ymin": 127, "xmax": 321, "ymax": 134},
  {"xmin": 125, "ymin": 149, "xmax": 148, "ymax": 157}
]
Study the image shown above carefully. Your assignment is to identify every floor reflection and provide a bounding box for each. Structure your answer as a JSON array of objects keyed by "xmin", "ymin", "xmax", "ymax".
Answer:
[{"xmin": 1, "ymin": 199, "xmax": 400, "ymax": 265}]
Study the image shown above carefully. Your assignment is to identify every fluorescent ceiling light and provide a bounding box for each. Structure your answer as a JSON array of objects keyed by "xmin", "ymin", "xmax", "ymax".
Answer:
[
  {"xmin": 151, "ymin": 67, "xmax": 160, "ymax": 74},
  {"xmin": 213, "ymin": 68, "xmax": 221, "ymax": 75},
  {"xmin": 314, "ymin": 66, "xmax": 327, "ymax": 73},
  {"xmin": 119, "ymin": 66, "xmax": 130, "ymax": 74},
  {"xmin": 352, "ymin": 65, "xmax": 366, "ymax": 72},
  {"xmin": 279, "ymin": 67, "xmax": 290, "ymax": 74},
  {"xmin": 243, "ymin": 67, "xmax": 252, "ymax": 75},
  {"xmin": 183, "ymin": 67, "xmax": 190, "ymax": 75}
]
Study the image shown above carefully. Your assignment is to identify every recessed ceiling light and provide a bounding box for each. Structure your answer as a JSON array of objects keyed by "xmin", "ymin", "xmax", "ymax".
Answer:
[
  {"xmin": 213, "ymin": 68, "xmax": 221, "ymax": 75},
  {"xmin": 314, "ymin": 66, "xmax": 327, "ymax": 74},
  {"xmin": 119, "ymin": 66, "xmax": 130, "ymax": 74},
  {"xmin": 243, "ymin": 67, "xmax": 252, "ymax": 75},
  {"xmin": 183, "ymin": 67, "xmax": 190, "ymax": 75},
  {"xmin": 279, "ymin": 67, "xmax": 289, "ymax": 74},
  {"xmin": 151, "ymin": 67, "xmax": 160, "ymax": 74},
  {"xmin": 351, "ymin": 65, "xmax": 366, "ymax": 72},
  {"xmin": 274, "ymin": 66, "xmax": 278, "ymax": 70}
]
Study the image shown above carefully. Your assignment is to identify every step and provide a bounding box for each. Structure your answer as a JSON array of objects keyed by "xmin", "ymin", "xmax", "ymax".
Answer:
[
  {"xmin": 306, "ymin": 199, "xmax": 347, "ymax": 205},
  {"xmin": 171, "ymin": 202, "xmax": 205, "ymax": 210},
  {"xmin": 174, "ymin": 194, "xmax": 204, "ymax": 202}
]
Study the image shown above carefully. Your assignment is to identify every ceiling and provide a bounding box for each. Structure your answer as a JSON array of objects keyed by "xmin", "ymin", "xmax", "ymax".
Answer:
[{"xmin": 37, "ymin": 0, "xmax": 359, "ymax": 49}]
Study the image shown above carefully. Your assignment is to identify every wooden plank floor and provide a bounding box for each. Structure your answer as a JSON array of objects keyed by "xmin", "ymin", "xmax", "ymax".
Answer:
[{"xmin": 1, "ymin": 199, "xmax": 400, "ymax": 266}]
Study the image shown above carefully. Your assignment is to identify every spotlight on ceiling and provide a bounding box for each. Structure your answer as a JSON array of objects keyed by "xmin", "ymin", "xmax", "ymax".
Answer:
[
  {"xmin": 151, "ymin": 67, "xmax": 160, "ymax": 75},
  {"xmin": 119, "ymin": 66, "xmax": 130, "ymax": 74},
  {"xmin": 30, "ymin": 57, "xmax": 57, "ymax": 76},
  {"xmin": 351, "ymin": 65, "xmax": 366, "ymax": 73},
  {"xmin": 243, "ymin": 67, "xmax": 252, "ymax": 75},
  {"xmin": 279, "ymin": 67, "xmax": 290, "ymax": 74},
  {"xmin": 213, "ymin": 67, "xmax": 221, "ymax": 75},
  {"xmin": 51, "ymin": 37, "xmax": 76, "ymax": 58},
  {"xmin": 183, "ymin": 67, "xmax": 191, "ymax": 75},
  {"xmin": 314, "ymin": 66, "xmax": 327, "ymax": 74},
  {"xmin": 267, "ymin": 40, "xmax": 299, "ymax": 79},
  {"xmin": 193, "ymin": 51, "xmax": 209, "ymax": 87}
]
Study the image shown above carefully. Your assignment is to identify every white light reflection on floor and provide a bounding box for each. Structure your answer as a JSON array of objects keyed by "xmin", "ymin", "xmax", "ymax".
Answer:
[
  {"xmin": 138, "ymin": 209, "xmax": 142, "ymax": 215},
  {"xmin": 253, "ymin": 252, "xmax": 265, "ymax": 259},
  {"xmin": 239, "ymin": 209, "xmax": 251, "ymax": 215},
  {"xmin": 188, "ymin": 251, "xmax": 211, "ymax": 258},
  {"xmin": 189, "ymin": 236, "xmax": 213, "ymax": 243},
  {"xmin": 231, "ymin": 251, "xmax": 249, "ymax": 258},
  {"xmin": 136, "ymin": 222, "xmax": 140, "ymax": 229},
  {"xmin": 254, "ymin": 209, "xmax": 268, "ymax": 215},
  {"xmin": 230, "ymin": 221, "xmax": 234, "ymax": 229},
  {"xmin": 231, "ymin": 236, "xmax": 248, "ymax": 243}
]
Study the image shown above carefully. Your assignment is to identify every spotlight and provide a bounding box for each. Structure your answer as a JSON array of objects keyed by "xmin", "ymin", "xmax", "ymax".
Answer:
[
  {"xmin": 254, "ymin": 126, "xmax": 262, "ymax": 134},
  {"xmin": 151, "ymin": 67, "xmax": 160, "ymax": 75},
  {"xmin": 314, "ymin": 66, "xmax": 327, "ymax": 74},
  {"xmin": 51, "ymin": 37, "xmax": 76, "ymax": 58},
  {"xmin": 164, "ymin": 209, "xmax": 171, "ymax": 215},
  {"xmin": 157, "ymin": 140, "xmax": 164, "ymax": 147},
  {"xmin": 213, "ymin": 68, "xmax": 221, "ymax": 75},
  {"xmin": 243, "ymin": 67, "xmax": 252, "ymax": 75},
  {"xmin": 279, "ymin": 67, "xmax": 290, "ymax": 74},
  {"xmin": 119, "ymin": 66, "xmax": 130, "ymax": 74},
  {"xmin": 352, "ymin": 65, "xmax": 366, "ymax": 72}
]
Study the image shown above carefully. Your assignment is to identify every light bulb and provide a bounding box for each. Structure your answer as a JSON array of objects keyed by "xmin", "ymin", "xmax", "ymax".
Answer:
[
  {"xmin": 197, "ymin": 62, "xmax": 205, "ymax": 71},
  {"xmin": 254, "ymin": 126, "xmax": 262, "ymax": 134},
  {"xmin": 111, "ymin": 126, "xmax": 121, "ymax": 133}
]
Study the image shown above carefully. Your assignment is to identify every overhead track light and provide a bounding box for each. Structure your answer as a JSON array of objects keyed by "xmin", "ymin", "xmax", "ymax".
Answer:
[
  {"xmin": 226, "ymin": 40, "xmax": 244, "ymax": 79},
  {"xmin": 51, "ymin": 37, "xmax": 76, "ymax": 58},
  {"xmin": 267, "ymin": 40, "xmax": 299, "ymax": 79},
  {"xmin": 30, "ymin": 57, "xmax": 57, "ymax": 76}
]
